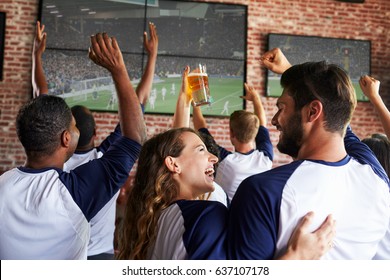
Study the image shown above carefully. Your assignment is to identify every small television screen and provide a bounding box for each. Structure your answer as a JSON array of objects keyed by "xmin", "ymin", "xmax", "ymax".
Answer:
[
  {"xmin": 39, "ymin": 0, "xmax": 247, "ymax": 116},
  {"xmin": 267, "ymin": 33, "xmax": 371, "ymax": 101}
]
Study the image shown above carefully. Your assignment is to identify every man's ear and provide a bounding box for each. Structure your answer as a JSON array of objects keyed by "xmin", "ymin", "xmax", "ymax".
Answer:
[
  {"xmin": 61, "ymin": 130, "xmax": 71, "ymax": 148},
  {"xmin": 305, "ymin": 100, "xmax": 323, "ymax": 122},
  {"xmin": 164, "ymin": 156, "xmax": 181, "ymax": 174}
]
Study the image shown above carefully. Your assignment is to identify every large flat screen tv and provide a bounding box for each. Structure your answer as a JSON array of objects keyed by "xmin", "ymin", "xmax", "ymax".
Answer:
[
  {"xmin": 267, "ymin": 33, "xmax": 371, "ymax": 101},
  {"xmin": 39, "ymin": 0, "xmax": 247, "ymax": 116}
]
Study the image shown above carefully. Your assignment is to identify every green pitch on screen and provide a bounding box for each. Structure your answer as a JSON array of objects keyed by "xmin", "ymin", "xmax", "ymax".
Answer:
[{"xmin": 64, "ymin": 77, "xmax": 245, "ymax": 116}]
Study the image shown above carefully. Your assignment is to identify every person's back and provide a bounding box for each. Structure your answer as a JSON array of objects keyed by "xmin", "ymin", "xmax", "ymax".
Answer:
[
  {"xmin": 228, "ymin": 52, "xmax": 390, "ymax": 260},
  {"xmin": 0, "ymin": 95, "xmax": 141, "ymax": 259},
  {"xmin": 0, "ymin": 166, "xmax": 89, "ymax": 259},
  {"xmin": 0, "ymin": 96, "xmax": 87, "ymax": 259},
  {"xmin": 213, "ymin": 111, "xmax": 273, "ymax": 200}
]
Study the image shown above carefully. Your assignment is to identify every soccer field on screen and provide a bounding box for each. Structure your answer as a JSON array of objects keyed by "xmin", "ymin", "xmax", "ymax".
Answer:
[{"xmin": 64, "ymin": 76, "xmax": 245, "ymax": 116}]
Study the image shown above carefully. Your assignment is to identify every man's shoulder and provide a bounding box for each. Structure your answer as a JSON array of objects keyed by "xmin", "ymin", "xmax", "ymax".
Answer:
[{"xmin": 238, "ymin": 160, "xmax": 303, "ymax": 192}]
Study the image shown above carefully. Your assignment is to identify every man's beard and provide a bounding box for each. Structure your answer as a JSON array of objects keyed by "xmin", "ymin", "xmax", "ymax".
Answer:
[{"xmin": 276, "ymin": 112, "xmax": 303, "ymax": 159}]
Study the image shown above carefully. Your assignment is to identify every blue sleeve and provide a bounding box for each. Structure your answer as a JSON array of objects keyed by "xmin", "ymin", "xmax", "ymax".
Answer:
[
  {"xmin": 60, "ymin": 137, "xmax": 141, "ymax": 221},
  {"xmin": 255, "ymin": 126, "xmax": 274, "ymax": 161},
  {"xmin": 344, "ymin": 126, "xmax": 389, "ymax": 186},
  {"xmin": 179, "ymin": 200, "xmax": 227, "ymax": 260},
  {"xmin": 198, "ymin": 127, "xmax": 231, "ymax": 161},
  {"xmin": 98, "ymin": 124, "xmax": 122, "ymax": 154},
  {"xmin": 227, "ymin": 161, "xmax": 301, "ymax": 260}
]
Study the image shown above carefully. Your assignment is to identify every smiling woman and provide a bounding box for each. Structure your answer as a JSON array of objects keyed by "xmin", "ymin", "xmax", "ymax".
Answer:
[{"xmin": 116, "ymin": 127, "xmax": 227, "ymax": 260}]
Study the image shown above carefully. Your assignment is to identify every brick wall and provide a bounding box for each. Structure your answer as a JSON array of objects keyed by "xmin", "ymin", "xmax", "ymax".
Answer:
[{"xmin": 0, "ymin": 0, "xmax": 389, "ymax": 174}]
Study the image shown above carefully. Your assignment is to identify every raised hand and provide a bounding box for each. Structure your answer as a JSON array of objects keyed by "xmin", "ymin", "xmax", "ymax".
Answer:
[
  {"xmin": 180, "ymin": 66, "xmax": 191, "ymax": 102},
  {"xmin": 359, "ymin": 75, "xmax": 380, "ymax": 100},
  {"xmin": 143, "ymin": 22, "xmax": 158, "ymax": 57},
  {"xmin": 172, "ymin": 66, "xmax": 192, "ymax": 128},
  {"xmin": 260, "ymin": 48, "xmax": 292, "ymax": 74},
  {"xmin": 136, "ymin": 22, "xmax": 159, "ymax": 105},
  {"xmin": 32, "ymin": 21, "xmax": 48, "ymax": 97},
  {"xmin": 241, "ymin": 83, "xmax": 266, "ymax": 126},
  {"xmin": 33, "ymin": 21, "xmax": 46, "ymax": 57},
  {"xmin": 241, "ymin": 83, "xmax": 259, "ymax": 102},
  {"xmin": 88, "ymin": 33, "xmax": 126, "ymax": 75}
]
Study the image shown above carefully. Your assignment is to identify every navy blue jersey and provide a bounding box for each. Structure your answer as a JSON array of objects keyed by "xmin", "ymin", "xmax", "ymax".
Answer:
[{"xmin": 148, "ymin": 200, "xmax": 227, "ymax": 260}]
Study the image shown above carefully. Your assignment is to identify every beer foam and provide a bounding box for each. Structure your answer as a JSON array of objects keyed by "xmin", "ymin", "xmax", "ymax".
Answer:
[{"xmin": 188, "ymin": 72, "xmax": 208, "ymax": 77}]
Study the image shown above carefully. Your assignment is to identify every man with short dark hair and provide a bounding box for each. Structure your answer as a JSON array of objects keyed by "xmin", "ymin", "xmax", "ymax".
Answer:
[{"xmin": 29, "ymin": 21, "xmax": 158, "ymax": 259}]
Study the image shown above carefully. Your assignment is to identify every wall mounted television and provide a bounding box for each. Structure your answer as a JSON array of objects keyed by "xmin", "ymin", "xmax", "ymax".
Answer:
[
  {"xmin": 266, "ymin": 33, "xmax": 371, "ymax": 102},
  {"xmin": 38, "ymin": 0, "xmax": 247, "ymax": 116}
]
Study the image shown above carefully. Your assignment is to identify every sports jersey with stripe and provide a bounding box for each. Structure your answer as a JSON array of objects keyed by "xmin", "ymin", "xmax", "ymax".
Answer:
[
  {"xmin": 63, "ymin": 124, "xmax": 121, "ymax": 257},
  {"xmin": 228, "ymin": 127, "xmax": 390, "ymax": 260},
  {"xmin": 0, "ymin": 137, "xmax": 141, "ymax": 260},
  {"xmin": 147, "ymin": 200, "xmax": 227, "ymax": 260}
]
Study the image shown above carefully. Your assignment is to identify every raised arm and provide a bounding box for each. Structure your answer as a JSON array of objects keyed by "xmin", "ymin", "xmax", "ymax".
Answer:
[
  {"xmin": 32, "ymin": 21, "xmax": 48, "ymax": 97},
  {"xmin": 136, "ymin": 22, "xmax": 158, "ymax": 105},
  {"xmin": 172, "ymin": 66, "xmax": 192, "ymax": 128},
  {"xmin": 242, "ymin": 83, "xmax": 266, "ymax": 126},
  {"xmin": 192, "ymin": 103, "xmax": 207, "ymax": 130},
  {"xmin": 260, "ymin": 48, "xmax": 292, "ymax": 74},
  {"xmin": 359, "ymin": 75, "xmax": 390, "ymax": 138},
  {"xmin": 89, "ymin": 33, "xmax": 146, "ymax": 144}
]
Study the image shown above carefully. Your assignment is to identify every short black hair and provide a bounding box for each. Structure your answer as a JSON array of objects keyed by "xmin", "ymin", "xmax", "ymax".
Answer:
[
  {"xmin": 16, "ymin": 95, "xmax": 72, "ymax": 156},
  {"xmin": 71, "ymin": 105, "xmax": 95, "ymax": 148}
]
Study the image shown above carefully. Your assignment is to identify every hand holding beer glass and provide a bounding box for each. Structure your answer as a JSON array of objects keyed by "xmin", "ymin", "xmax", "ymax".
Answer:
[{"xmin": 187, "ymin": 64, "xmax": 211, "ymax": 106}]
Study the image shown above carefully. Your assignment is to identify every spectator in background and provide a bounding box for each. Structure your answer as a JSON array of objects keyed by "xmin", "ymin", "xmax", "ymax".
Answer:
[
  {"xmin": 228, "ymin": 48, "xmax": 390, "ymax": 260},
  {"xmin": 0, "ymin": 31, "xmax": 145, "ymax": 259},
  {"xmin": 193, "ymin": 83, "xmax": 273, "ymax": 201},
  {"xmin": 31, "ymin": 20, "xmax": 158, "ymax": 259}
]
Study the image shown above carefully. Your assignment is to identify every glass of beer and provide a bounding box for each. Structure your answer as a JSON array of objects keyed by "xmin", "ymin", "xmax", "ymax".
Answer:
[{"xmin": 187, "ymin": 64, "xmax": 211, "ymax": 106}]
